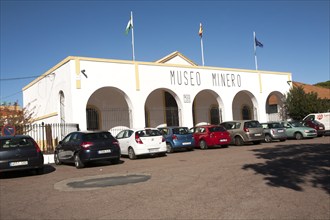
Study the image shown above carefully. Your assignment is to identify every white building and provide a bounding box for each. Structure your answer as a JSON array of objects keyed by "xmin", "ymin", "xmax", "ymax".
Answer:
[{"xmin": 23, "ymin": 51, "xmax": 292, "ymax": 135}]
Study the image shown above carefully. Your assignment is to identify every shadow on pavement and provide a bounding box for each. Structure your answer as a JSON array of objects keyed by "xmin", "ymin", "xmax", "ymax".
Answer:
[
  {"xmin": 0, "ymin": 164, "xmax": 56, "ymax": 179},
  {"xmin": 242, "ymin": 143, "xmax": 330, "ymax": 194}
]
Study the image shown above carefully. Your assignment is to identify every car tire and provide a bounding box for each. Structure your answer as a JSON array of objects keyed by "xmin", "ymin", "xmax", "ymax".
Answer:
[
  {"xmin": 74, "ymin": 154, "xmax": 85, "ymax": 169},
  {"xmin": 54, "ymin": 152, "xmax": 62, "ymax": 165},
  {"xmin": 234, "ymin": 136, "xmax": 244, "ymax": 146},
  {"xmin": 264, "ymin": 134, "xmax": 272, "ymax": 143},
  {"xmin": 166, "ymin": 143, "xmax": 174, "ymax": 153},
  {"xmin": 128, "ymin": 147, "xmax": 137, "ymax": 160},
  {"xmin": 294, "ymin": 132, "xmax": 303, "ymax": 140},
  {"xmin": 199, "ymin": 140, "xmax": 208, "ymax": 150}
]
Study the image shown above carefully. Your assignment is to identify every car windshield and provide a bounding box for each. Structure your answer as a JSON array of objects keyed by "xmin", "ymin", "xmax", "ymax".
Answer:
[
  {"xmin": 172, "ymin": 127, "xmax": 189, "ymax": 135},
  {"xmin": 209, "ymin": 126, "xmax": 226, "ymax": 132},
  {"xmin": 0, "ymin": 137, "xmax": 34, "ymax": 149}
]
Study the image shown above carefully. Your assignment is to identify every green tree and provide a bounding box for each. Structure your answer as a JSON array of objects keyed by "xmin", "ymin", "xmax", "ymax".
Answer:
[{"xmin": 284, "ymin": 85, "xmax": 330, "ymax": 120}]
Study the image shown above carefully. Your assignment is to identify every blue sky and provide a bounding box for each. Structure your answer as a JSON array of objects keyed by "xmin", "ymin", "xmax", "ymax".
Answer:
[{"xmin": 1, "ymin": 0, "xmax": 329, "ymax": 106}]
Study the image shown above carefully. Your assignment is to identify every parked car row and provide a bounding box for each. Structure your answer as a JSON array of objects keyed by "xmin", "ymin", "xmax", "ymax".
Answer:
[{"xmin": 0, "ymin": 119, "xmax": 322, "ymax": 173}]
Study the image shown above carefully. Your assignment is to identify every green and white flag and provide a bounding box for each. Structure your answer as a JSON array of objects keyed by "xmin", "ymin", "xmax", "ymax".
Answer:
[{"xmin": 125, "ymin": 15, "xmax": 133, "ymax": 34}]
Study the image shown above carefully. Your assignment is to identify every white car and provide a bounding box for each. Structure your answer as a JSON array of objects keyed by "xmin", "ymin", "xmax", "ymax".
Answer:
[{"xmin": 115, "ymin": 128, "xmax": 167, "ymax": 159}]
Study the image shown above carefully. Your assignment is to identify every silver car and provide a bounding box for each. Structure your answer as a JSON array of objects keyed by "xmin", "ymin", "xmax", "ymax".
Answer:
[
  {"xmin": 220, "ymin": 120, "xmax": 264, "ymax": 146},
  {"xmin": 261, "ymin": 122, "xmax": 287, "ymax": 142}
]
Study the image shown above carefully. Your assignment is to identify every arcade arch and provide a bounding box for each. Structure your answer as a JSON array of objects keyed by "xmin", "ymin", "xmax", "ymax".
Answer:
[
  {"xmin": 232, "ymin": 91, "xmax": 258, "ymax": 120},
  {"xmin": 145, "ymin": 89, "xmax": 181, "ymax": 127},
  {"xmin": 265, "ymin": 91, "xmax": 286, "ymax": 121},
  {"xmin": 86, "ymin": 87, "xmax": 132, "ymax": 134},
  {"xmin": 193, "ymin": 90, "xmax": 224, "ymax": 125}
]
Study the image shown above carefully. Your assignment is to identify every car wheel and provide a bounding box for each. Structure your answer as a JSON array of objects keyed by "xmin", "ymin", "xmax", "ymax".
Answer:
[
  {"xmin": 54, "ymin": 152, "xmax": 62, "ymax": 165},
  {"xmin": 199, "ymin": 140, "xmax": 208, "ymax": 150},
  {"xmin": 294, "ymin": 132, "xmax": 303, "ymax": 140},
  {"xmin": 166, "ymin": 143, "xmax": 174, "ymax": 153},
  {"xmin": 234, "ymin": 136, "xmax": 243, "ymax": 146},
  {"xmin": 264, "ymin": 134, "xmax": 272, "ymax": 143},
  {"xmin": 128, "ymin": 147, "xmax": 137, "ymax": 160},
  {"xmin": 74, "ymin": 154, "xmax": 85, "ymax": 169}
]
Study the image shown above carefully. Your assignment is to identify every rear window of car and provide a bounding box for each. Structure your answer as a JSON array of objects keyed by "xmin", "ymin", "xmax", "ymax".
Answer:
[
  {"xmin": 172, "ymin": 127, "xmax": 189, "ymax": 135},
  {"xmin": 83, "ymin": 132, "xmax": 114, "ymax": 141},
  {"xmin": 268, "ymin": 123, "xmax": 284, "ymax": 128},
  {"xmin": 137, "ymin": 129, "xmax": 161, "ymax": 137},
  {"xmin": 244, "ymin": 121, "xmax": 262, "ymax": 128},
  {"xmin": 209, "ymin": 126, "xmax": 226, "ymax": 132},
  {"xmin": 0, "ymin": 137, "xmax": 35, "ymax": 149}
]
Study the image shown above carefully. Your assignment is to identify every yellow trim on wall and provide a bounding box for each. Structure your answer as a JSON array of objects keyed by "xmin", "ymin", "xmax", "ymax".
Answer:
[
  {"xmin": 258, "ymin": 72, "xmax": 262, "ymax": 93},
  {"xmin": 135, "ymin": 63, "xmax": 140, "ymax": 91},
  {"xmin": 75, "ymin": 58, "xmax": 81, "ymax": 89},
  {"xmin": 32, "ymin": 112, "xmax": 58, "ymax": 122}
]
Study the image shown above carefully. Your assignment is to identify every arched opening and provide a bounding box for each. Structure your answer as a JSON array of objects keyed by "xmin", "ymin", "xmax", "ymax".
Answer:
[{"xmin": 232, "ymin": 91, "xmax": 258, "ymax": 120}]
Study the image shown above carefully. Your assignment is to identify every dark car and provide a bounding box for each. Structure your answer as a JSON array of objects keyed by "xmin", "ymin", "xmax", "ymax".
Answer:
[
  {"xmin": 261, "ymin": 122, "xmax": 287, "ymax": 142},
  {"xmin": 191, "ymin": 125, "xmax": 231, "ymax": 149},
  {"xmin": 158, "ymin": 126, "xmax": 195, "ymax": 153},
  {"xmin": 0, "ymin": 135, "xmax": 44, "ymax": 174},
  {"xmin": 54, "ymin": 131, "xmax": 121, "ymax": 169},
  {"xmin": 302, "ymin": 120, "xmax": 325, "ymax": 137}
]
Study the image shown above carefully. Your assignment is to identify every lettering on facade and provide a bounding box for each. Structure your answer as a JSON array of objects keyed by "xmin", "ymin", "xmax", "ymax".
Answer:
[
  {"xmin": 212, "ymin": 73, "xmax": 241, "ymax": 87},
  {"xmin": 170, "ymin": 70, "xmax": 201, "ymax": 86}
]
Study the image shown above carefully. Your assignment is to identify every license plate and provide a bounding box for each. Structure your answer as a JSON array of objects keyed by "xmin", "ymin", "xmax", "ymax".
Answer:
[
  {"xmin": 319, "ymin": 127, "xmax": 324, "ymax": 129},
  {"xmin": 10, "ymin": 161, "xmax": 28, "ymax": 167},
  {"xmin": 182, "ymin": 142, "xmax": 191, "ymax": 145},
  {"xmin": 278, "ymin": 129, "xmax": 284, "ymax": 133},
  {"xmin": 98, "ymin": 149, "xmax": 111, "ymax": 154},
  {"xmin": 220, "ymin": 139, "xmax": 227, "ymax": 142},
  {"xmin": 255, "ymin": 133, "xmax": 261, "ymax": 136},
  {"xmin": 149, "ymin": 148, "xmax": 159, "ymax": 153}
]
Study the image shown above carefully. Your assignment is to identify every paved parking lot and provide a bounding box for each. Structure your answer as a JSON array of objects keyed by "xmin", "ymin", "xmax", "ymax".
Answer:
[{"xmin": 1, "ymin": 136, "xmax": 329, "ymax": 219}]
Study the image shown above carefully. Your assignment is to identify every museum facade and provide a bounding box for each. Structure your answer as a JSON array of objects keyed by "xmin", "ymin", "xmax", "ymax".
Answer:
[{"xmin": 23, "ymin": 51, "xmax": 292, "ymax": 136}]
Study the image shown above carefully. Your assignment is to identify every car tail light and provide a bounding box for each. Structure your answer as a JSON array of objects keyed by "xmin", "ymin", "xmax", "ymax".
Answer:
[
  {"xmin": 135, "ymin": 133, "xmax": 143, "ymax": 144},
  {"xmin": 172, "ymin": 134, "xmax": 178, "ymax": 140},
  {"xmin": 162, "ymin": 136, "xmax": 165, "ymax": 142},
  {"xmin": 32, "ymin": 140, "xmax": 41, "ymax": 152},
  {"xmin": 244, "ymin": 127, "xmax": 249, "ymax": 132},
  {"xmin": 210, "ymin": 133, "xmax": 214, "ymax": 138},
  {"xmin": 81, "ymin": 141, "xmax": 93, "ymax": 149},
  {"xmin": 112, "ymin": 141, "xmax": 120, "ymax": 147},
  {"xmin": 271, "ymin": 129, "xmax": 275, "ymax": 134}
]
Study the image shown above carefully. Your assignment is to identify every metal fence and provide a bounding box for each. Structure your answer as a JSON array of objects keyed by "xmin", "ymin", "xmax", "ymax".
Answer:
[{"xmin": 1, "ymin": 123, "xmax": 79, "ymax": 154}]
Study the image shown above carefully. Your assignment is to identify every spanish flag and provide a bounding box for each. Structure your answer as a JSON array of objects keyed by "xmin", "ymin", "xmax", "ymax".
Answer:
[{"xmin": 199, "ymin": 23, "xmax": 203, "ymax": 37}]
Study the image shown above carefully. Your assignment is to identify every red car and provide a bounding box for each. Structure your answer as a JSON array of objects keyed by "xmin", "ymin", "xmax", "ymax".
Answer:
[
  {"xmin": 302, "ymin": 120, "xmax": 326, "ymax": 137},
  {"xmin": 191, "ymin": 125, "xmax": 231, "ymax": 149}
]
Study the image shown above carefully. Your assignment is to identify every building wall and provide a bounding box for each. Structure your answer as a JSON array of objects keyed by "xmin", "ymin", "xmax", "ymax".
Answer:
[{"xmin": 23, "ymin": 55, "xmax": 292, "ymax": 131}]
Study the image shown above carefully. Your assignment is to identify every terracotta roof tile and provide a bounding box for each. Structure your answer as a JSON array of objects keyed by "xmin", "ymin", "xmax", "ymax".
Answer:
[{"xmin": 293, "ymin": 81, "xmax": 330, "ymax": 99}]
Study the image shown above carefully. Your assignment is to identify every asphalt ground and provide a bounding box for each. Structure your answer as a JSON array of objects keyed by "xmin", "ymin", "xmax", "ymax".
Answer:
[{"xmin": 1, "ymin": 136, "xmax": 329, "ymax": 219}]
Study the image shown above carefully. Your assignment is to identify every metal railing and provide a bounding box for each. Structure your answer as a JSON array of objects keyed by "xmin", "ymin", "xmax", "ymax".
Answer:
[{"xmin": 1, "ymin": 123, "xmax": 79, "ymax": 154}]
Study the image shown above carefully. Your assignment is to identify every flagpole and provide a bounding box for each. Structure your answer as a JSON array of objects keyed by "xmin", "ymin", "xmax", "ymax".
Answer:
[
  {"xmin": 131, "ymin": 11, "xmax": 135, "ymax": 61},
  {"xmin": 253, "ymin": 31, "xmax": 258, "ymax": 71},
  {"xmin": 200, "ymin": 37, "xmax": 205, "ymax": 66}
]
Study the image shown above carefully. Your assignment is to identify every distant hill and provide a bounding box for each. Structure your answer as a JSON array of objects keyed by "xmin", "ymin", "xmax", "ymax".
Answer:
[{"xmin": 314, "ymin": 80, "xmax": 330, "ymax": 89}]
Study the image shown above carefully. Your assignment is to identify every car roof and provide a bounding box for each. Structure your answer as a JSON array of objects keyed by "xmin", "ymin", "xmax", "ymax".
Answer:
[{"xmin": 0, "ymin": 135, "xmax": 32, "ymax": 139}]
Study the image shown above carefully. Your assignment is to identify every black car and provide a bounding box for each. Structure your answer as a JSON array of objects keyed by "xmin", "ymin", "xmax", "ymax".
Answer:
[
  {"xmin": 0, "ymin": 135, "xmax": 44, "ymax": 174},
  {"xmin": 54, "ymin": 131, "xmax": 121, "ymax": 169}
]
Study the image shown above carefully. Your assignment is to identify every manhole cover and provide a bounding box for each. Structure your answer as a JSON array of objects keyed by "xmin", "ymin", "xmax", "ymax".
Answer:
[{"xmin": 54, "ymin": 173, "xmax": 151, "ymax": 191}]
